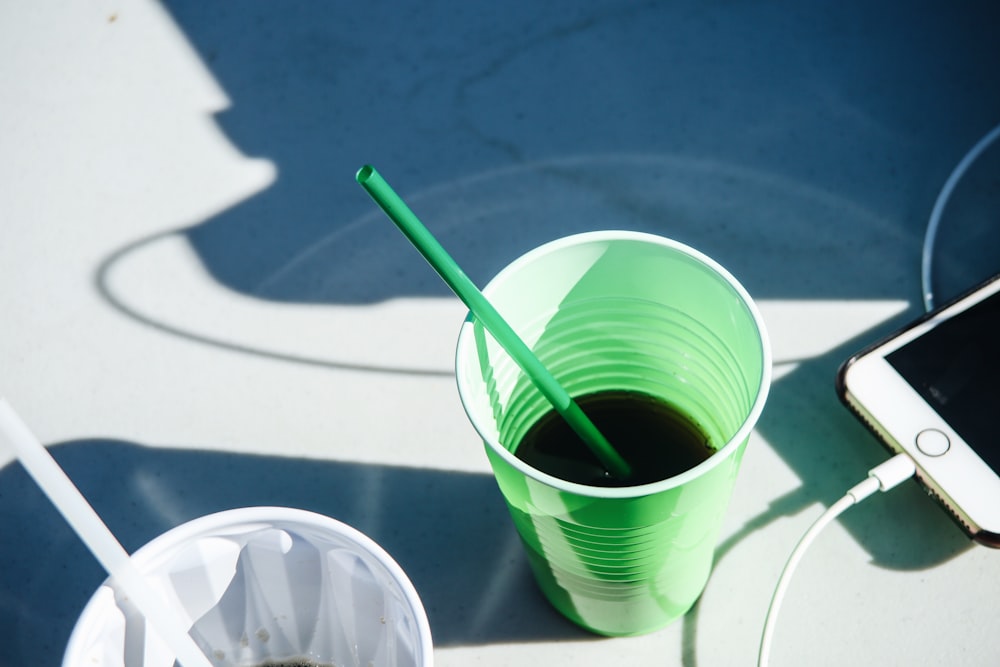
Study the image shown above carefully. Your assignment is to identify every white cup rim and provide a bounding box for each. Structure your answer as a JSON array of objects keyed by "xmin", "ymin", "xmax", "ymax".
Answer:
[{"xmin": 63, "ymin": 506, "xmax": 434, "ymax": 667}]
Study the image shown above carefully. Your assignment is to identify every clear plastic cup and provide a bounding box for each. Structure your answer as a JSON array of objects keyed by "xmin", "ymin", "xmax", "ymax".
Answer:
[{"xmin": 63, "ymin": 507, "xmax": 433, "ymax": 667}]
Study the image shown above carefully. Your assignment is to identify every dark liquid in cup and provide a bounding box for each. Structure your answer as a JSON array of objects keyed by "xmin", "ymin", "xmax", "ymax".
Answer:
[{"xmin": 514, "ymin": 390, "xmax": 714, "ymax": 487}]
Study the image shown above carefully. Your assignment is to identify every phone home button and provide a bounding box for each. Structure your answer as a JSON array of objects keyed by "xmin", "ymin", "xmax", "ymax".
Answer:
[{"xmin": 916, "ymin": 429, "xmax": 950, "ymax": 457}]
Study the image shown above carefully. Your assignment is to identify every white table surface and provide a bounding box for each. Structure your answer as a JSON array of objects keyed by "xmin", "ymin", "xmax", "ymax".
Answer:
[{"xmin": 2, "ymin": 1, "xmax": 999, "ymax": 666}]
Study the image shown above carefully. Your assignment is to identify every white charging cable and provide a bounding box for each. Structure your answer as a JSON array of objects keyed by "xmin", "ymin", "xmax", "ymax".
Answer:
[
  {"xmin": 921, "ymin": 121, "xmax": 1000, "ymax": 312},
  {"xmin": 757, "ymin": 452, "xmax": 917, "ymax": 667}
]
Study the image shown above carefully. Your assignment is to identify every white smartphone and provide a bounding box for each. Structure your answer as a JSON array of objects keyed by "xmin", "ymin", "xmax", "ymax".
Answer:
[{"xmin": 837, "ymin": 274, "xmax": 1000, "ymax": 547}]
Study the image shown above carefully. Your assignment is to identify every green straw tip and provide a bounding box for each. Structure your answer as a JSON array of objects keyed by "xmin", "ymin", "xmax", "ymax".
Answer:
[{"xmin": 356, "ymin": 165, "xmax": 375, "ymax": 184}]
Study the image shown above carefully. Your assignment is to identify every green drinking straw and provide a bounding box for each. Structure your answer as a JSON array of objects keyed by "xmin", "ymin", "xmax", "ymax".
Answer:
[{"xmin": 356, "ymin": 165, "xmax": 631, "ymax": 480}]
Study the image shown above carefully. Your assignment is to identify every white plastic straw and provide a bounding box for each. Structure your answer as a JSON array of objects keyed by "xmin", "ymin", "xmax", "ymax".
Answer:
[{"xmin": 0, "ymin": 398, "xmax": 213, "ymax": 667}]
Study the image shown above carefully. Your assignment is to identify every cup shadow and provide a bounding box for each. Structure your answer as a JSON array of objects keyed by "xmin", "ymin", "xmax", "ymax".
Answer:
[
  {"xmin": 756, "ymin": 333, "xmax": 973, "ymax": 568},
  {"xmin": 0, "ymin": 439, "xmax": 594, "ymax": 667},
  {"xmin": 678, "ymin": 330, "xmax": 974, "ymax": 667}
]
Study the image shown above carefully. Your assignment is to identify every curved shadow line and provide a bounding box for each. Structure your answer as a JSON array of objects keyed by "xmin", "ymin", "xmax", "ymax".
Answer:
[
  {"xmin": 93, "ymin": 228, "xmax": 455, "ymax": 379},
  {"xmin": 262, "ymin": 151, "xmax": 900, "ymax": 298}
]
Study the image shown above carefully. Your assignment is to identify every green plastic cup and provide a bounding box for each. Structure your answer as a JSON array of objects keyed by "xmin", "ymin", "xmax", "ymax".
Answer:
[{"xmin": 455, "ymin": 231, "xmax": 771, "ymax": 636}]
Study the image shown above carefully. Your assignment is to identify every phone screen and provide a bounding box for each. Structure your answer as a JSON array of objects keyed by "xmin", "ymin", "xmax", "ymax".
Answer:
[{"xmin": 886, "ymin": 290, "xmax": 1000, "ymax": 474}]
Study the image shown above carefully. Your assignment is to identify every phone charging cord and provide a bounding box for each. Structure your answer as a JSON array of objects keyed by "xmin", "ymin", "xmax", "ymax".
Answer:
[
  {"xmin": 757, "ymin": 452, "xmax": 917, "ymax": 667},
  {"xmin": 921, "ymin": 120, "xmax": 1000, "ymax": 312}
]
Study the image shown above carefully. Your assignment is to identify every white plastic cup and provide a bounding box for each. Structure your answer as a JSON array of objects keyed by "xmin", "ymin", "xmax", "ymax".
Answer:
[{"xmin": 63, "ymin": 507, "xmax": 433, "ymax": 667}]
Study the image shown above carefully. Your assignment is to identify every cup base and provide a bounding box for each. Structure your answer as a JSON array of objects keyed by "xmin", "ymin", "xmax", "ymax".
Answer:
[{"xmin": 521, "ymin": 536, "xmax": 712, "ymax": 637}]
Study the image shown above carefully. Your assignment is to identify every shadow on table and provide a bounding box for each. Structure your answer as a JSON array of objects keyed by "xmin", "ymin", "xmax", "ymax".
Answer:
[
  {"xmin": 753, "ymin": 325, "xmax": 976, "ymax": 570},
  {"xmin": 115, "ymin": 1, "xmax": 996, "ymax": 574},
  {"xmin": 0, "ymin": 440, "xmax": 594, "ymax": 667},
  {"xmin": 160, "ymin": 0, "xmax": 1000, "ymax": 311},
  {"xmin": 71, "ymin": 3, "xmax": 998, "ymax": 664},
  {"xmin": 96, "ymin": 149, "xmax": 978, "ymax": 573}
]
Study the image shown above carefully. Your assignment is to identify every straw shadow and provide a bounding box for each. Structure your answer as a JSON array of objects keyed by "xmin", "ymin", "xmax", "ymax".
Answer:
[{"xmin": 0, "ymin": 440, "xmax": 593, "ymax": 667}]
